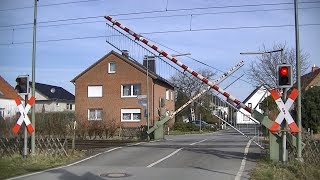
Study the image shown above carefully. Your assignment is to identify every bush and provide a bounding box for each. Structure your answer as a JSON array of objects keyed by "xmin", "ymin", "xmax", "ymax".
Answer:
[{"xmin": 173, "ymin": 122, "xmax": 199, "ymax": 132}]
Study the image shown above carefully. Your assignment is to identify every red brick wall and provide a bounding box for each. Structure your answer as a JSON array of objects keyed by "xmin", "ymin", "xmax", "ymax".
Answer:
[{"xmin": 75, "ymin": 52, "xmax": 175, "ymax": 128}]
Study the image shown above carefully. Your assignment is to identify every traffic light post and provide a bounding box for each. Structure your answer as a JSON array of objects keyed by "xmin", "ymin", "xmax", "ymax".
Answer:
[{"xmin": 15, "ymin": 75, "xmax": 30, "ymax": 158}]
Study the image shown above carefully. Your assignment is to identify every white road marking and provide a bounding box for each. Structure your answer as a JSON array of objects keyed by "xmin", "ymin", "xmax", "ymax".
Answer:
[
  {"xmin": 234, "ymin": 138, "xmax": 253, "ymax": 180},
  {"xmin": 189, "ymin": 139, "xmax": 207, "ymax": 145},
  {"xmin": 8, "ymin": 147, "xmax": 123, "ymax": 180},
  {"xmin": 146, "ymin": 148, "xmax": 183, "ymax": 168},
  {"xmin": 126, "ymin": 142, "xmax": 145, "ymax": 147},
  {"xmin": 146, "ymin": 138, "xmax": 207, "ymax": 168}
]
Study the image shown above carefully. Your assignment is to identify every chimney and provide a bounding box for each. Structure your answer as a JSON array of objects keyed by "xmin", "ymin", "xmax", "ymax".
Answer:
[
  {"xmin": 121, "ymin": 50, "xmax": 129, "ymax": 58},
  {"xmin": 143, "ymin": 55, "xmax": 156, "ymax": 73},
  {"xmin": 312, "ymin": 64, "xmax": 319, "ymax": 72}
]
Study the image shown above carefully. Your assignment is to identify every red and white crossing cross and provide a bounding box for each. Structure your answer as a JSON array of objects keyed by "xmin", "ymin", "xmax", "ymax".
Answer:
[
  {"xmin": 269, "ymin": 89, "xmax": 299, "ymax": 134},
  {"xmin": 13, "ymin": 96, "xmax": 35, "ymax": 134}
]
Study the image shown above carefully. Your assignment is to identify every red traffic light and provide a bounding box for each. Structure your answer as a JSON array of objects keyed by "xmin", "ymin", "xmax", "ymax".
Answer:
[{"xmin": 280, "ymin": 67, "xmax": 288, "ymax": 76}]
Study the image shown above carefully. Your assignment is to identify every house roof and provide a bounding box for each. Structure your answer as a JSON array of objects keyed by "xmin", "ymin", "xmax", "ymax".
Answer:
[
  {"xmin": 0, "ymin": 75, "xmax": 19, "ymax": 99},
  {"xmin": 29, "ymin": 82, "xmax": 75, "ymax": 101},
  {"xmin": 71, "ymin": 50, "xmax": 174, "ymax": 88},
  {"xmin": 299, "ymin": 68, "xmax": 320, "ymax": 90},
  {"xmin": 242, "ymin": 85, "xmax": 264, "ymax": 104}
]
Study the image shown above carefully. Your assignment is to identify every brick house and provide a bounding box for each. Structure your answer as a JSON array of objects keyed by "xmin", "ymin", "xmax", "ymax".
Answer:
[
  {"xmin": 300, "ymin": 65, "xmax": 320, "ymax": 91},
  {"xmin": 71, "ymin": 51, "xmax": 175, "ymax": 128}
]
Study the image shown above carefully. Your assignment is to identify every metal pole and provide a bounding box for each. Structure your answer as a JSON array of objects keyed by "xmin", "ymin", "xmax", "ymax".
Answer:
[
  {"xmin": 24, "ymin": 95, "xmax": 28, "ymax": 158},
  {"xmin": 146, "ymin": 57, "xmax": 150, "ymax": 140},
  {"xmin": 281, "ymin": 50, "xmax": 287, "ymax": 162},
  {"xmin": 294, "ymin": 0, "xmax": 303, "ymax": 161},
  {"xmin": 199, "ymin": 113, "xmax": 202, "ymax": 132},
  {"xmin": 282, "ymin": 88, "xmax": 288, "ymax": 162},
  {"xmin": 31, "ymin": 0, "xmax": 37, "ymax": 155}
]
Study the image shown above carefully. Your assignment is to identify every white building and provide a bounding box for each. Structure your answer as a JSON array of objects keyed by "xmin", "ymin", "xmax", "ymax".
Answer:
[
  {"xmin": 236, "ymin": 85, "xmax": 270, "ymax": 124},
  {"xmin": 28, "ymin": 82, "xmax": 75, "ymax": 113},
  {"xmin": 0, "ymin": 76, "xmax": 19, "ymax": 119}
]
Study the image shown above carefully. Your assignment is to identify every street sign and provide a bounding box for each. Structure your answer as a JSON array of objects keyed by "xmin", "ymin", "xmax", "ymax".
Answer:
[
  {"xmin": 137, "ymin": 95, "xmax": 147, "ymax": 106},
  {"xmin": 137, "ymin": 95, "xmax": 147, "ymax": 99},
  {"xmin": 269, "ymin": 89, "xmax": 299, "ymax": 134},
  {"xmin": 13, "ymin": 96, "xmax": 35, "ymax": 134}
]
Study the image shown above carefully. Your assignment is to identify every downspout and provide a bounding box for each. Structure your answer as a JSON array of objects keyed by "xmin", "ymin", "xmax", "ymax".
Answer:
[{"xmin": 152, "ymin": 81, "xmax": 155, "ymax": 126}]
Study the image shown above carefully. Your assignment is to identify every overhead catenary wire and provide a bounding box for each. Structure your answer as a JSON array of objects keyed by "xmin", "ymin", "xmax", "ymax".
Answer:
[
  {"xmin": 1, "ymin": 1, "xmax": 319, "ymax": 28},
  {"xmin": 0, "ymin": 0, "xmax": 104, "ymax": 12},
  {"xmin": 0, "ymin": 23, "xmax": 319, "ymax": 46},
  {"xmin": 1, "ymin": 0, "xmax": 318, "ymax": 12}
]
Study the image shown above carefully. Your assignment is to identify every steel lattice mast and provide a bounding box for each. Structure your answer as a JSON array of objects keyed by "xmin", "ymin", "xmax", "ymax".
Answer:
[{"xmin": 104, "ymin": 16, "xmax": 253, "ymax": 114}]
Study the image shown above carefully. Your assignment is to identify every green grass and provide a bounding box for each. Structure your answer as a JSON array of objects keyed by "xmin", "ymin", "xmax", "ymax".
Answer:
[
  {"xmin": 0, "ymin": 151, "xmax": 84, "ymax": 179},
  {"xmin": 250, "ymin": 158, "xmax": 320, "ymax": 180}
]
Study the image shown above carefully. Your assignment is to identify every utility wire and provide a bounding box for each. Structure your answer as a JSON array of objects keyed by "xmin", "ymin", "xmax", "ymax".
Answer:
[
  {"xmin": 0, "ymin": 6, "xmax": 319, "ymax": 30},
  {"xmin": 1, "ymin": 23, "xmax": 318, "ymax": 45},
  {"xmin": 0, "ymin": 0, "xmax": 104, "ymax": 12},
  {"xmin": 1, "ymin": 0, "xmax": 318, "ymax": 12},
  {"xmin": 1, "ymin": 1, "xmax": 320, "ymax": 28}
]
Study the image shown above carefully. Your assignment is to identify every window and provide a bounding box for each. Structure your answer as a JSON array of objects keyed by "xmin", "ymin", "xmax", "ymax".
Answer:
[
  {"xmin": 170, "ymin": 91, "xmax": 174, "ymax": 101},
  {"xmin": 108, "ymin": 62, "xmax": 116, "ymax": 73},
  {"xmin": 121, "ymin": 109, "xmax": 141, "ymax": 122},
  {"xmin": 88, "ymin": 109, "xmax": 102, "ymax": 120},
  {"xmin": 67, "ymin": 104, "xmax": 73, "ymax": 110},
  {"xmin": 88, "ymin": 86, "xmax": 102, "ymax": 97},
  {"xmin": 166, "ymin": 90, "xmax": 170, "ymax": 100},
  {"xmin": 0, "ymin": 108, "xmax": 4, "ymax": 118},
  {"xmin": 121, "ymin": 84, "xmax": 141, "ymax": 97},
  {"xmin": 248, "ymin": 103, "xmax": 252, "ymax": 109}
]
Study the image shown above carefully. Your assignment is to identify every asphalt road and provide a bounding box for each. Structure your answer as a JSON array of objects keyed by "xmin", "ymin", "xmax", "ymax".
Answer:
[{"xmin": 11, "ymin": 129, "xmax": 262, "ymax": 180}]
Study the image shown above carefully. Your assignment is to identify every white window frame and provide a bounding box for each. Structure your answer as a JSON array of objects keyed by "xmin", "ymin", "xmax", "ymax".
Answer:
[
  {"xmin": 0, "ymin": 108, "xmax": 4, "ymax": 118},
  {"xmin": 121, "ymin": 84, "xmax": 141, "ymax": 98},
  {"xmin": 166, "ymin": 90, "xmax": 170, "ymax": 100},
  {"xmin": 108, "ymin": 62, "xmax": 116, "ymax": 73},
  {"xmin": 88, "ymin": 85, "xmax": 102, "ymax": 97},
  {"xmin": 170, "ymin": 91, "xmax": 174, "ymax": 101},
  {"xmin": 121, "ymin": 109, "xmax": 141, "ymax": 122},
  {"xmin": 88, "ymin": 109, "xmax": 102, "ymax": 120}
]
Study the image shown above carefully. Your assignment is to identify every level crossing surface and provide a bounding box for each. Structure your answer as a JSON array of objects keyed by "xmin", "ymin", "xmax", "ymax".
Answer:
[{"xmin": 11, "ymin": 129, "xmax": 262, "ymax": 180}]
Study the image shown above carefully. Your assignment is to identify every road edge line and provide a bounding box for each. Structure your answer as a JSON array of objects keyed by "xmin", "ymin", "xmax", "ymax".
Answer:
[
  {"xmin": 234, "ymin": 137, "xmax": 254, "ymax": 180},
  {"xmin": 8, "ymin": 147, "xmax": 123, "ymax": 180}
]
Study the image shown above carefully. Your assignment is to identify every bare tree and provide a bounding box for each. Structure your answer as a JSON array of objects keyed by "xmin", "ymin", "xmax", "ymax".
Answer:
[
  {"xmin": 247, "ymin": 44, "xmax": 310, "ymax": 88},
  {"xmin": 170, "ymin": 69, "xmax": 216, "ymax": 97}
]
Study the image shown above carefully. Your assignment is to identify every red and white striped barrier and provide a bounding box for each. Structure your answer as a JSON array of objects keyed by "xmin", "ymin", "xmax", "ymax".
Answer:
[
  {"xmin": 13, "ymin": 96, "xmax": 35, "ymax": 134},
  {"xmin": 269, "ymin": 89, "xmax": 299, "ymax": 134},
  {"xmin": 104, "ymin": 16, "xmax": 253, "ymax": 114}
]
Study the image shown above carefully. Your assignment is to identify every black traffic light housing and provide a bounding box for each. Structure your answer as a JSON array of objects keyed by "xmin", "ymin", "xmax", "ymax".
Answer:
[
  {"xmin": 15, "ymin": 75, "xmax": 29, "ymax": 94},
  {"xmin": 277, "ymin": 64, "xmax": 293, "ymax": 88}
]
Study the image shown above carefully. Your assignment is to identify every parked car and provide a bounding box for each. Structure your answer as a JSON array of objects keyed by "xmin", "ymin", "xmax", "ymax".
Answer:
[{"xmin": 191, "ymin": 120, "xmax": 216, "ymax": 129}]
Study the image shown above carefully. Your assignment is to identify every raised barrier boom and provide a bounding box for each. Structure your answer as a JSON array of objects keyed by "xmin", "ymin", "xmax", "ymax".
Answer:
[{"xmin": 105, "ymin": 16, "xmax": 253, "ymax": 114}]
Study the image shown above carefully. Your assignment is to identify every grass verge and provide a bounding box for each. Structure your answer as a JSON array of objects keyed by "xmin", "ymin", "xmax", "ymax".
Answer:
[
  {"xmin": 250, "ymin": 158, "xmax": 320, "ymax": 180},
  {"xmin": 0, "ymin": 151, "xmax": 84, "ymax": 179}
]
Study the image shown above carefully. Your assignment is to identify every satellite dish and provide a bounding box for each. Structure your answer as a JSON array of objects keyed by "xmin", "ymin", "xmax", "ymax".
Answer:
[{"xmin": 50, "ymin": 88, "xmax": 56, "ymax": 93}]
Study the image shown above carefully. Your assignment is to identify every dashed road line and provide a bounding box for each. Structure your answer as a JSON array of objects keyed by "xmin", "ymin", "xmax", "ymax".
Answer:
[{"xmin": 146, "ymin": 148, "xmax": 183, "ymax": 168}]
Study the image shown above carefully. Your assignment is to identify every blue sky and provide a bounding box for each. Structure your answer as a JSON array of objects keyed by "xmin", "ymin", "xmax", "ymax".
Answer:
[{"xmin": 0, "ymin": 0, "xmax": 319, "ymax": 101}]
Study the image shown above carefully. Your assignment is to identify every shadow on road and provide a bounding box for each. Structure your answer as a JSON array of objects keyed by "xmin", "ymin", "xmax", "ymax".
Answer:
[{"xmin": 50, "ymin": 169, "xmax": 105, "ymax": 180}]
